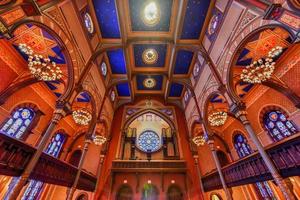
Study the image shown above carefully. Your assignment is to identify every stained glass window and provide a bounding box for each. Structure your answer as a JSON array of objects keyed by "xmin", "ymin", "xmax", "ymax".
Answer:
[
  {"xmin": 137, "ymin": 130, "xmax": 161, "ymax": 153},
  {"xmin": 0, "ymin": 107, "xmax": 35, "ymax": 139},
  {"xmin": 233, "ymin": 133, "xmax": 276, "ymax": 200},
  {"xmin": 233, "ymin": 134, "xmax": 252, "ymax": 158},
  {"xmin": 264, "ymin": 110, "xmax": 298, "ymax": 141},
  {"xmin": 21, "ymin": 132, "xmax": 66, "ymax": 200}
]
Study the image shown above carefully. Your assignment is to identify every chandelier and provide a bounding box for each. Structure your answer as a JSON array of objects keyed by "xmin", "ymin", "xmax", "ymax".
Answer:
[
  {"xmin": 18, "ymin": 43, "xmax": 63, "ymax": 81},
  {"xmin": 208, "ymin": 111, "xmax": 228, "ymax": 127},
  {"xmin": 93, "ymin": 135, "xmax": 107, "ymax": 146},
  {"xmin": 192, "ymin": 135, "xmax": 206, "ymax": 146},
  {"xmin": 240, "ymin": 46, "xmax": 283, "ymax": 84},
  {"xmin": 72, "ymin": 109, "xmax": 92, "ymax": 125}
]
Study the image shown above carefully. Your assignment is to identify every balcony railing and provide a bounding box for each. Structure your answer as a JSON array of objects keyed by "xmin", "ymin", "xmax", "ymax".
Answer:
[
  {"xmin": 112, "ymin": 160, "xmax": 187, "ymax": 172},
  {"xmin": 202, "ymin": 134, "xmax": 300, "ymax": 192},
  {"xmin": 0, "ymin": 132, "xmax": 96, "ymax": 191}
]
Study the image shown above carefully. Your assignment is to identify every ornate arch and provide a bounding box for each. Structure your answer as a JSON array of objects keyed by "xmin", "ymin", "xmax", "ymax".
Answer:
[
  {"xmin": 123, "ymin": 108, "xmax": 176, "ymax": 131},
  {"xmin": 225, "ymin": 23, "xmax": 295, "ymax": 103},
  {"xmin": 9, "ymin": 17, "xmax": 78, "ymax": 101}
]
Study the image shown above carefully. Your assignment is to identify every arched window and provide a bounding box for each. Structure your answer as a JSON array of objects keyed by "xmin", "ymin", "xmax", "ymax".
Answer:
[
  {"xmin": 0, "ymin": 107, "xmax": 35, "ymax": 139},
  {"xmin": 116, "ymin": 184, "xmax": 133, "ymax": 200},
  {"xmin": 264, "ymin": 110, "xmax": 298, "ymax": 141},
  {"xmin": 216, "ymin": 150, "xmax": 229, "ymax": 167},
  {"xmin": 142, "ymin": 184, "xmax": 159, "ymax": 200},
  {"xmin": 69, "ymin": 149, "xmax": 83, "ymax": 167},
  {"xmin": 233, "ymin": 133, "xmax": 252, "ymax": 158},
  {"xmin": 76, "ymin": 193, "xmax": 89, "ymax": 200},
  {"xmin": 21, "ymin": 132, "xmax": 67, "ymax": 200},
  {"xmin": 233, "ymin": 133, "xmax": 276, "ymax": 200},
  {"xmin": 167, "ymin": 185, "xmax": 183, "ymax": 200}
]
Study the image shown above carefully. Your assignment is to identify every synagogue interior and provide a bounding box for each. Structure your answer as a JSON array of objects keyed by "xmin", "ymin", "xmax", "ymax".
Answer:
[{"xmin": 0, "ymin": 0, "xmax": 300, "ymax": 199}]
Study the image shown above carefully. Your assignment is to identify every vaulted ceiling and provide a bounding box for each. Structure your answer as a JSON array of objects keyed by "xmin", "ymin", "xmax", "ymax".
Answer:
[{"xmin": 86, "ymin": 0, "xmax": 214, "ymax": 104}]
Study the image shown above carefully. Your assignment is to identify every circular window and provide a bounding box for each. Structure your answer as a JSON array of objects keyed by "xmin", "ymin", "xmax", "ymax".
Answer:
[
  {"xmin": 208, "ymin": 14, "xmax": 220, "ymax": 35},
  {"xmin": 101, "ymin": 62, "xmax": 107, "ymax": 76},
  {"xmin": 84, "ymin": 12, "xmax": 94, "ymax": 34},
  {"xmin": 137, "ymin": 130, "xmax": 161, "ymax": 152},
  {"xmin": 110, "ymin": 90, "xmax": 115, "ymax": 101}
]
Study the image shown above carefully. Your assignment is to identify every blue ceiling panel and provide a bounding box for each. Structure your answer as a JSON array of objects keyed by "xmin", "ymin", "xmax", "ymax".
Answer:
[
  {"xmin": 169, "ymin": 83, "xmax": 183, "ymax": 97},
  {"xmin": 116, "ymin": 82, "xmax": 131, "ymax": 97},
  {"xmin": 107, "ymin": 49, "xmax": 127, "ymax": 74},
  {"xmin": 136, "ymin": 75, "xmax": 163, "ymax": 90},
  {"xmin": 134, "ymin": 44, "xmax": 167, "ymax": 67},
  {"xmin": 93, "ymin": 0, "xmax": 120, "ymax": 38},
  {"xmin": 210, "ymin": 94, "xmax": 223, "ymax": 103},
  {"xmin": 181, "ymin": 0, "xmax": 211, "ymax": 39},
  {"xmin": 129, "ymin": 0, "xmax": 173, "ymax": 32},
  {"xmin": 77, "ymin": 91, "xmax": 91, "ymax": 102},
  {"xmin": 174, "ymin": 50, "xmax": 194, "ymax": 74}
]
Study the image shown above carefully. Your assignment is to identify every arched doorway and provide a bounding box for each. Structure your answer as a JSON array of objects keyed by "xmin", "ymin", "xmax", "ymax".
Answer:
[
  {"xmin": 216, "ymin": 150, "xmax": 229, "ymax": 167},
  {"xmin": 142, "ymin": 184, "xmax": 159, "ymax": 200},
  {"xmin": 69, "ymin": 150, "xmax": 82, "ymax": 167},
  {"xmin": 116, "ymin": 184, "xmax": 133, "ymax": 200},
  {"xmin": 167, "ymin": 185, "xmax": 183, "ymax": 200}
]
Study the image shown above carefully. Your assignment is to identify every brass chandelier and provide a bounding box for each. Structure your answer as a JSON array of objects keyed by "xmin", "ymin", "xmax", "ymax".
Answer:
[
  {"xmin": 18, "ymin": 43, "xmax": 63, "ymax": 81},
  {"xmin": 72, "ymin": 108, "xmax": 92, "ymax": 126},
  {"xmin": 240, "ymin": 46, "xmax": 283, "ymax": 84},
  {"xmin": 192, "ymin": 135, "xmax": 206, "ymax": 146},
  {"xmin": 208, "ymin": 111, "xmax": 228, "ymax": 127},
  {"xmin": 93, "ymin": 135, "xmax": 107, "ymax": 146}
]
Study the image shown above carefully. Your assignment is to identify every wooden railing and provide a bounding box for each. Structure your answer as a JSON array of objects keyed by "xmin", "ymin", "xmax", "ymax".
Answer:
[
  {"xmin": 0, "ymin": 132, "xmax": 96, "ymax": 191},
  {"xmin": 202, "ymin": 134, "xmax": 300, "ymax": 192},
  {"xmin": 112, "ymin": 160, "xmax": 187, "ymax": 172}
]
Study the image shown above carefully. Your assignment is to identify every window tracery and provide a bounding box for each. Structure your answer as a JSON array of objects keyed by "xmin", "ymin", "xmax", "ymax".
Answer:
[
  {"xmin": 264, "ymin": 110, "xmax": 297, "ymax": 141},
  {"xmin": 0, "ymin": 107, "xmax": 35, "ymax": 139},
  {"xmin": 137, "ymin": 130, "xmax": 161, "ymax": 153}
]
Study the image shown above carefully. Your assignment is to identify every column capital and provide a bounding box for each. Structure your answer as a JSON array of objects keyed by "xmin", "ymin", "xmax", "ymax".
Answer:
[
  {"xmin": 230, "ymin": 101, "xmax": 247, "ymax": 117},
  {"xmin": 207, "ymin": 139, "xmax": 216, "ymax": 151}
]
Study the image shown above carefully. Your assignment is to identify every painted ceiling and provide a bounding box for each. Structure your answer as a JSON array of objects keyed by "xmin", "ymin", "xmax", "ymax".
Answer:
[{"xmin": 90, "ymin": 0, "xmax": 213, "ymax": 101}]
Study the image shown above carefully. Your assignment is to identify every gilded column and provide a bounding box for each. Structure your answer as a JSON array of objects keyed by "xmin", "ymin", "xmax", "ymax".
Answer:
[{"xmin": 95, "ymin": 155, "xmax": 105, "ymax": 192}]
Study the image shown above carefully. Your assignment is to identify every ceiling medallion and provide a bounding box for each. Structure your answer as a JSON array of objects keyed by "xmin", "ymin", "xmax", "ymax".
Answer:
[
  {"xmin": 142, "ymin": 2, "xmax": 160, "ymax": 26},
  {"xmin": 143, "ymin": 78, "xmax": 156, "ymax": 89},
  {"xmin": 142, "ymin": 48, "xmax": 158, "ymax": 64}
]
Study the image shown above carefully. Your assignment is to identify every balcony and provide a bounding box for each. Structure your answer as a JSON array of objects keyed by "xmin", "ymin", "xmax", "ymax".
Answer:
[
  {"xmin": 0, "ymin": 132, "xmax": 96, "ymax": 191},
  {"xmin": 202, "ymin": 134, "xmax": 300, "ymax": 192},
  {"xmin": 112, "ymin": 160, "xmax": 187, "ymax": 173}
]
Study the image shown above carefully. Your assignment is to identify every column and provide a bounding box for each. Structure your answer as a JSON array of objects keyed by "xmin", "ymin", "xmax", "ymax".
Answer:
[
  {"xmin": 66, "ymin": 138, "xmax": 92, "ymax": 200},
  {"xmin": 95, "ymin": 155, "xmax": 105, "ymax": 192},
  {"xmin": 8, "ymin": 109, "xmax": 66, "ymax": 200},
  {"xmin": 208, "ymin": 140, "xmax": 233, "ymax": 200},
  {"xmin": 194, "ymin": 155, "xmax": 205, "ymax": 200},
  {"xmin": 233, "ymin": 106, "xmax": 295, "ymax": 200}
]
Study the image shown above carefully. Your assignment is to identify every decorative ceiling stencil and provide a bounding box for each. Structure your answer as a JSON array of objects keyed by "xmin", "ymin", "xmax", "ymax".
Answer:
[
  {"xmin": 93, "ymin": 0, "xmax": 120, "ymax": 38},
  {"xmin": 134, "ymin": 44, "xmax": 167, "ymax": 67},
  {"xmin": 107, "ymin": 49, "xmax": 126, "ymax": 74},
  {"xmin": 129, "ymin": 0, "xmax": 173, "ymax": 32},
  {"xmin": 181, "ymin": 0, "xmax": 210, "ymax": 39}
]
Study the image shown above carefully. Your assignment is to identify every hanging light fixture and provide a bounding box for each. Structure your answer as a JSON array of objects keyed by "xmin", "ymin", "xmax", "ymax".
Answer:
[
  {"xmin": 18, "ymin": 43, "xmax": 63, "ymax": 81},
  {"xmin": 192, "ymin": 135, "xmax": 206, "ymax": 146},
  {"xmin": 93, "ymin": 135, "xmax": 107, "ymax": 146},
  {"xmin": 208, "ymin": 111, "xmax": 228, "ymax": 127},
  {"xmin": 240, "ymin": 46, "xmax": 283, "ymax": 84},
  {"xmin": 72, "ymin": 108, "xmax": 92, "ymax": 126}
]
